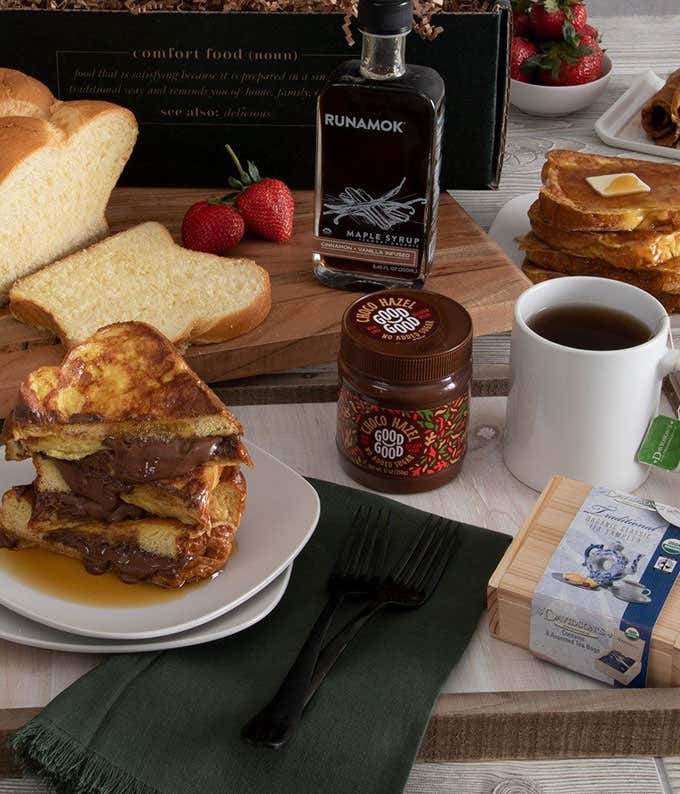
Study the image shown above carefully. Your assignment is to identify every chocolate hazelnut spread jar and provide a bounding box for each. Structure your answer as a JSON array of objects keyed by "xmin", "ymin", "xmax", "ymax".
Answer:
[{"xmin": 337, "ymin": 289, "xmax": 472, "ymax": 494}]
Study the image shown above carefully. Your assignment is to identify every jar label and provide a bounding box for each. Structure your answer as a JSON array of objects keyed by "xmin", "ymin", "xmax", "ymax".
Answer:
[
  {"xmin": 337, "ymin": 385, "xmax": 469, "ymax": 479},
  {"xmin": 348, "ymin": 293, "xmax": 439, "ymax": 344}
]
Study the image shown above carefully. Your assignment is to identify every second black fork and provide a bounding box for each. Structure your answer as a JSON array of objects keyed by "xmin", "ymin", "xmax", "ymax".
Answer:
[
  {"xmin": 304, "ymin": 515, "xmax": 459, "ymax": 708},
  {"xmin": 241, "ymin": 505, "xmax": 391, "ymax": 748}
]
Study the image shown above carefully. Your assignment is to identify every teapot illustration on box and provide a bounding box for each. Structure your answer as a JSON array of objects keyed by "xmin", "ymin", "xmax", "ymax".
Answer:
[{"xmin": 583, "ymin": 542, "xmax": 644, "ymax": 587}]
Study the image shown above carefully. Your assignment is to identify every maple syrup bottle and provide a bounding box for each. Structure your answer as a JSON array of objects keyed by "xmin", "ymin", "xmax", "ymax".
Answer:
[{"xmin": 313, "ymin": 0, "xmax": 445, "ymax": 290}]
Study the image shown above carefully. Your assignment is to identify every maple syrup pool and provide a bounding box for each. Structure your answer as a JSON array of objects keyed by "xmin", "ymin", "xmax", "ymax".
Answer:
[{"xmin": 0, "ymin": 548, "xmax": 207, "ymax": 607}]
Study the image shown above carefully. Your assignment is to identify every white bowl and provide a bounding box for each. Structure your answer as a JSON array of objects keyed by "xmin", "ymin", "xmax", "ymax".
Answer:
[{"xmin": 510, "ymin": 54, "xmax": 612, "ymax": 117}]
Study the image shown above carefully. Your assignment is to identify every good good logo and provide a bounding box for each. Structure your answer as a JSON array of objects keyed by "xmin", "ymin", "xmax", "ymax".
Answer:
[
  {"xmin": 371, "ymin": 307, "xmax": 421, "ymax": 335},
  {"xmin": 373, "ymin": 427, "xmax": 405, "ymax": 460}
]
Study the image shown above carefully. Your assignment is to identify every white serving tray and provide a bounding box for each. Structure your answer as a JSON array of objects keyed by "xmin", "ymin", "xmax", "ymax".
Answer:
[{"xmin": 595, "ymin": 70, "xmax": 680, "ymax": 162}]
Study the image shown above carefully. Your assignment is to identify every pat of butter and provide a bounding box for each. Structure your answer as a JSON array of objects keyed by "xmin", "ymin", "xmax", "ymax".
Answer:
[{"xmin": 586, "ymin": 173, "xmax": 651, "ymax": 197}]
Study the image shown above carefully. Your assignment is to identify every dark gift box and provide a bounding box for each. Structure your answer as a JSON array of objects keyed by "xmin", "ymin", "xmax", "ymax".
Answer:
[{"xmin": 0, "ymin": 2, "xmax": 510, "ymax": 188}]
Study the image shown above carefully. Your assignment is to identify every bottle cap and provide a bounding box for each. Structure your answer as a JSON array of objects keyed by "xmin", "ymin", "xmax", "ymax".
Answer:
[
  {"xmin": 358, "ymin": 0, "xmax": 413, "ymax": 36},
  {"xmin": 340, "ymin": 289, "xmax": 473, "ymax": 385}
]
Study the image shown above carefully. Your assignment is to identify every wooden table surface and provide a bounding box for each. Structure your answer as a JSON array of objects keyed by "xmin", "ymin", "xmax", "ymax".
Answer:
[{"xmin": 3, "ymin": 10, "xmax": 680, "ymax": 794}]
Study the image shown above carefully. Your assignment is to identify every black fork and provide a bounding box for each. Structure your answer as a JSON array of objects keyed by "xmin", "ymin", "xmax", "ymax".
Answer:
[
  {"xmin": 304, "ymin": 516, "xmax": 458, "ymax": 708},
  {"xmin": 241, "ymin": 505, "xmax": 391, "ymax": 748}
]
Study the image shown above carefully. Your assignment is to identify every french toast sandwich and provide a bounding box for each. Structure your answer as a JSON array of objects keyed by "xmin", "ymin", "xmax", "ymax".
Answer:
[{"xmin": 0, "ymin": 321, "xmax": 250, "ymax": 588}]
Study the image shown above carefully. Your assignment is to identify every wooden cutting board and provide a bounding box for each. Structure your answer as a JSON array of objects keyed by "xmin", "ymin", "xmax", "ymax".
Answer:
[{"xmin": 0, "ymin": 188, "xmax": 528, "ymax": 417}]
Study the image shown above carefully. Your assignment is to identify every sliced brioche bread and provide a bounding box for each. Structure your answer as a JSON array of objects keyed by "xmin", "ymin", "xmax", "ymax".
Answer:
[
  {"xmin": 9, "ymin": 221, "xmax": 272, "ymax": 348},
  {"xmin": 0, "ymin": 68, "xmax": 137, "ymax": 304},
  {"xmin": 539, "ymin": 150, "xmax": 680, "ymax": 231}
]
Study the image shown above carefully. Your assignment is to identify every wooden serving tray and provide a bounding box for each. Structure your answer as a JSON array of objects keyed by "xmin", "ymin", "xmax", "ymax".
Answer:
[
  {"xmin": 0, "ymin": 188, "xmax": 529, "ymax": 418},
  {"xmin": 488, "ymin": 475, "xmax": 680, "ymax": 688}
]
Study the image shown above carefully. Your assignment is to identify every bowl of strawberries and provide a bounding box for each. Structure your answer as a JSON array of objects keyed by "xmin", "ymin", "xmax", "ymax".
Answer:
[{"xmin": 510, "ymin": 0, "xmax": 611, "ymax": 117}]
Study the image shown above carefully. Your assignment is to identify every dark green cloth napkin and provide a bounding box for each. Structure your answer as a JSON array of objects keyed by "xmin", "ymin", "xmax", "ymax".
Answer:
[{"xmin": 13, "ymin": 478, "xmax": 511, "ymax": 794}]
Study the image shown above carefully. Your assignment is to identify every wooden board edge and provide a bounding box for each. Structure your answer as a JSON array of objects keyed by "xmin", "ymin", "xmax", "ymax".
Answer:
[
  {"xmin": 419, "ymin": 689, "xmax": 680, "ymax": 761},
  {"xmin": 5, "ymin": 689, "xmax": 680, "ymax": 772}
]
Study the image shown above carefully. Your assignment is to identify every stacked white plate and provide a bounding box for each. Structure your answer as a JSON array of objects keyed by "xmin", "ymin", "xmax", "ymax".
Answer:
[{"xmin": 0, "ymin": 442, "xmax": 320, "ymax": 652}]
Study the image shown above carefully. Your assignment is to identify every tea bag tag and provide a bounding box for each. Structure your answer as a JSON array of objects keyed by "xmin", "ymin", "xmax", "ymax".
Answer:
[{"xmin": 638, "ymin": 415, "xmax": 680, "ymax": 471}]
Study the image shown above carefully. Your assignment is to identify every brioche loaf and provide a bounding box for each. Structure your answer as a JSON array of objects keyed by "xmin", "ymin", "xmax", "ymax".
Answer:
[
  {"xmin": 0, "ymin": 68, "xmax": 137, "ymax": 304},
  {"xmin": 10, "ymin": 223, "xmax": 272, "ymax": 348}
]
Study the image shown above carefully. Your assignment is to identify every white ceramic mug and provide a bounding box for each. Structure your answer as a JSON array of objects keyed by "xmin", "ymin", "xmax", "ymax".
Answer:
[{"xmin": 504, "ymin": 276, "xmax": 680, "ymax": 492}]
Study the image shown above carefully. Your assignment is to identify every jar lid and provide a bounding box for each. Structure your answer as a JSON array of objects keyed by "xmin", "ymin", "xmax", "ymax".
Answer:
[{"xmin": 340, "ymin": 289, "xmax": 473, "ymax": 384}]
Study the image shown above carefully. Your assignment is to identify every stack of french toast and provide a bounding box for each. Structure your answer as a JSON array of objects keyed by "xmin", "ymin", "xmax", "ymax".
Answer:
[
  {"xmin": 519, "ymin": 150, "xmax": 680, "ymax": 313},
  {"xmin": 0, "ymin": 322, "xmax": 249, "ymax": 588}
]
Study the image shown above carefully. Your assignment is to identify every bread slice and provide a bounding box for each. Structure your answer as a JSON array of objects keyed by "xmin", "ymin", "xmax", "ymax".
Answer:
[
  {"xmin": 121, "ymin": 466, "xmax": 246, "ymax": 527},
  {"xmin": 0, "ymin": 484, "xmax": 240, "ymax": 588},
  {"xmin": 33, "ymin": 455, "xmax": 245, "ymax": 527},
  {"xmin": 528, "ymin": 201, "xmax": 680, "ymax": 269},
  {"xmin": 518, "ymin": 233, "xmax": 680, "ymax": 292},
  {"xmin": 521, "ymin": 261, "xmax": 680, "ymax": 314},
  {"xmin": 0, "ymin": 68, "xmax": 137, "ymax": 304},
  {"xmin": 539, "ymin": 150, "xmax": 680, "ymax": 231},
  {"xmin": 2, "ymin": 321, "xmax": 250, "ymax": 462},
  {"xmin": 9, "ymin": 221, "xmax": 272, "ymax": 348}
]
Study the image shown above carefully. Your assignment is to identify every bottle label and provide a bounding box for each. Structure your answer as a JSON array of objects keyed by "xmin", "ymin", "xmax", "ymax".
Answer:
[
  {"xmin": 315, "ymin": 83, "xmax": 438, "ymax": 279},
  {"xmin": 337, "ymin": 384, "xmax": 469, "ymax": 479}
]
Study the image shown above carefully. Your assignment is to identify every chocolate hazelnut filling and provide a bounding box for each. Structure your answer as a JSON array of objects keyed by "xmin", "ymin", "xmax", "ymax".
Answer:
[
  {"xmin": 33, "ymin": 490, "xmax": 146, "ymax": 524},
  {"xmin": 47, "ymin": 530, "xmax": 191, "ymax": 583},
  {"xmin": 94, "ymin": 435, "xmax": 241, "ymax": 482},
  {"xmin": 43, "ymin": 523, "xmax": 234, "ymax": 585},
  {"xmin": 37, "ymin": 434, "xmax": 241, "ymax": 523}
]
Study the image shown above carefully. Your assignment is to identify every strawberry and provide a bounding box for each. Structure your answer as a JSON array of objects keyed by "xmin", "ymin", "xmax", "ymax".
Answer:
[
  {"xmin": 535, "ymin": 25, "xmax": 603, "ymax": 86},
  {"xmin": 582, "ymin": 23, "xmax": 602, "ymax": 42},
  {"xmin": 182, "ymin": 200, "xmax": 244, "ymax": 255},
  {"xmin": 511, "ymin": 36, "xmax": 541, "ymax": 82},
  {"xmin": 511, "ymin": 0, "xmax": 532, "ymax": 36},
  {"xmin": 528, "ymin": 0, "xmax": 587, "ymax": 42},
  {"xmin": 225, "ymin": 145, "xmax": 294, "ymax": 243}
]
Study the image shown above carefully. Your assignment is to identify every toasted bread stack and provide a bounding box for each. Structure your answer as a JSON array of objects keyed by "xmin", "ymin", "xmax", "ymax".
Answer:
[
  {"xmin": 518, "ymin": 150, "xmax": 680, "ymax": 312},
  {"xmin": 0, "ymin": 322, "xmax": 249, "ymax": 588}
]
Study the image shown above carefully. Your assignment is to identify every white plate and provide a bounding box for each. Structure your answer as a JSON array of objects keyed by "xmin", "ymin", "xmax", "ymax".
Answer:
[
  {"xmin": 487, "ymin": 192, "xmax": 534, "ymax": 268},
  {"xmin": 0, "ymin": 441, "xmax": 319, "ymax": 640},
  {"xmin": 595, "ymin": 70, "xmax": 680, "ymax": 162},
  {"xmin": 488, "ymin": 193, "xmax": 680, "ymax": 334},
  {"xmin": 0, "ymin": 565, "xmax": 291, "ymax": 653}
]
